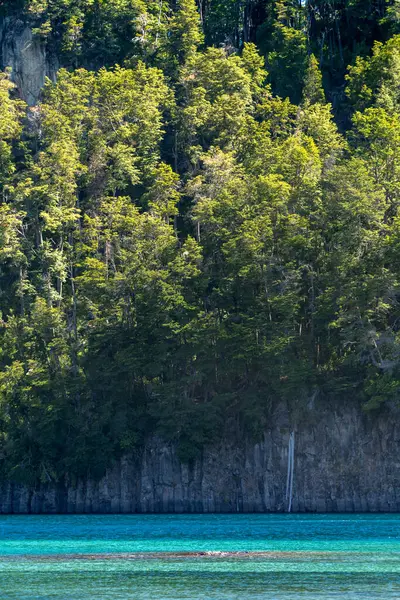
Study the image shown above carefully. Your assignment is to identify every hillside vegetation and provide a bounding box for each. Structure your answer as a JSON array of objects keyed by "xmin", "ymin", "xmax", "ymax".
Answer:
[{"xmin": 1, "ymin": 0, "xmax": 400, "ymax": 484}]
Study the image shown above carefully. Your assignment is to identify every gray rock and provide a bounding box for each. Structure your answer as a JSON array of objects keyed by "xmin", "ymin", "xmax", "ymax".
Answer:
[
  {"xmin": 0, "ymin": 17, "xmax": 58, "ymax": 105},
  {"xmin": 0, "ymin": 400, "xmax": 399, "ymax": 513}
]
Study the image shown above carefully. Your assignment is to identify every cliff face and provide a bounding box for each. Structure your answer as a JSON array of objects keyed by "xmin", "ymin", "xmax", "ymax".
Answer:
[
  {"xmin": 0, "ymin": 16, "xmax": 58, "ymax": 105},
  {"xmin": 1, "ymin": 401, "xmax": 399, "ymax": 514}
]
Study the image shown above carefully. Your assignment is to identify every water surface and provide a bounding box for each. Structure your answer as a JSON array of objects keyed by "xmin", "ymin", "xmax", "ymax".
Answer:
[{"xmin": 1, "ymin": 514, "xmax": 399, "ymax": 598}]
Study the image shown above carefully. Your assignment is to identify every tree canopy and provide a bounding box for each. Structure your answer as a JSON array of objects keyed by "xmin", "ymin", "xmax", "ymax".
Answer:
[{"xmin": 1, "ymin": 0, "xmax": 400, "ymax": 483}]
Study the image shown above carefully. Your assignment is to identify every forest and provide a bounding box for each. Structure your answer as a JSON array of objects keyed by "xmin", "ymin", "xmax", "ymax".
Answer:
[{"xmin": 1, "ymin": 0, "xmax": 400, "ymax": 485}]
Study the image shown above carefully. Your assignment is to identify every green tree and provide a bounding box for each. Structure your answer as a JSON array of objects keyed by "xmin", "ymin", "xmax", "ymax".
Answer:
[{"xmin": 303, "ymin": 54, "xmax": 325, "ymax": 105}]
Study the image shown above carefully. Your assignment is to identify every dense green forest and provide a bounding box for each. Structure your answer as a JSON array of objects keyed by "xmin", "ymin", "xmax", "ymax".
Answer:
[{"xmin": 1, "ymin": 0, "xmax": 400, "ymax": 484}]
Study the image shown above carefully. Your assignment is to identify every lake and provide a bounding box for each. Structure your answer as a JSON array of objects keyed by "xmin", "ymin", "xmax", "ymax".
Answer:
[{"xmin": 1, "ymin": 514, "xmax": 400, "ymax": 598}]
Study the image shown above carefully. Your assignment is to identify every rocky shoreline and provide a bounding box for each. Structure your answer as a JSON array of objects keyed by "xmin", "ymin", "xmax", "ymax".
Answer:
[{"xmin": 1, "ymin": 401, "xmax": 399, "ymax": 514}]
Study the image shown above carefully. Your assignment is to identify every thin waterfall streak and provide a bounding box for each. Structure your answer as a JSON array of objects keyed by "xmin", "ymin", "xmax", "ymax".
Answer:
[
  {"xmin": 286, "ymin": 432, "xmax": 295, "ymax": 512},
  {"xmin": 285, "ymin": 434, "xmax": 292, "ymax": 501},
  {"xmin": 288, "ymin": 432, "xmax": 295, "ymax": 513}
]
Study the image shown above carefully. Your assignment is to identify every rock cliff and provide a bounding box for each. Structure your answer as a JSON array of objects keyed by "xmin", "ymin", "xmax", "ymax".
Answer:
[
  {"xmin": 0, "ymin": 16, "xmax": 58, "ymax": 105},
  {"xmin": 1, "ymin": 401, "xmax": 399, "ymax": 513}
]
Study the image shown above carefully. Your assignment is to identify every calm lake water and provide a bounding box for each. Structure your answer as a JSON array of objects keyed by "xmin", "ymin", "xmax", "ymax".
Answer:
[{"xmin": 0, "ymin": 514, "xmax": 400, "ymax": 599}]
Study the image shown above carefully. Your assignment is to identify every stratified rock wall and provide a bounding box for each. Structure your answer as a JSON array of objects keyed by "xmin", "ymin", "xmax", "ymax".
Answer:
[
  {"xmin": 0, "ymin": 17, "xmax": 58, "ymax": 105},
  {"xmin": 1, "ymin": 401, "xmax": 399, "ymax": 513}
]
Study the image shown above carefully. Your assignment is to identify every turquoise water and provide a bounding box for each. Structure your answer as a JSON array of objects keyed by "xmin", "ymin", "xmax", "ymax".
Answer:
[{"xmin": 1, "ymin": 514, "xmax": 400, "ymax": 598}]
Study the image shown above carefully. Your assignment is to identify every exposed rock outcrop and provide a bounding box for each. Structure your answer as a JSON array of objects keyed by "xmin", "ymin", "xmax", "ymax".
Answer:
[
  {"xmin": 0, "ymin": 16, "xmax": 58, "ymax": 105},
  {"xmin": 1, "ymin": 401, "xmax": 399, "ymax": 513}
]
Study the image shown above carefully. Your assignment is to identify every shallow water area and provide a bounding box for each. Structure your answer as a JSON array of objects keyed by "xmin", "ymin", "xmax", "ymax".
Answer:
[{"xmin": 0, "ymin": 514, "xmax": 400, "ymax": 599}]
